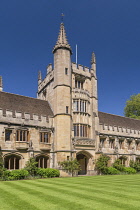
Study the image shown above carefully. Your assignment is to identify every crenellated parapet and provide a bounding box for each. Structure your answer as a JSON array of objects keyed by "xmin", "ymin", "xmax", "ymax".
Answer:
[
  {"xmin": 72, "ymin": 62, "xmax": 93, "ymax": 78},
  {"xmin": 99, "ymin": 123, "xmax": 140, "ymax": 137},
  {"xmin": 38, "ymin": 67, "xmax": 54, "ymax": 94},
  {"xmin": 0, "ymin": 108, "xmax": 53, "ymax": 127}
]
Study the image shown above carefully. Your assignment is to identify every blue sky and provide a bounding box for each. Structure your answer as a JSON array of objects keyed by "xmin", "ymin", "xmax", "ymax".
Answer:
[{"xmin": 0, "ymin": 0, "xmax": 140, "ymax": 116}]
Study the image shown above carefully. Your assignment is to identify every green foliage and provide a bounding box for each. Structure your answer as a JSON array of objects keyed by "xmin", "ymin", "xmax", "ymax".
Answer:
[
  {"xmin": 24, "ymin": 157, "xmax": 38, "ymax": 176},
  {"xmin": 113, "ymin": 159, "xmax": 125, "ymax": 171},
  {"xmin": 95, "ymin": 154, "xmax": 110, "ymax": 174},
  {"xmin": 59, "ymin": 158, "xmax": 81, "ymax": 176},
  {"xmin": 124, "ymin": 94, "xmax": 140, "ymax": 119},
  {"xmin": 0, "ymin": 148, "xmax": 4, "ymax": 178},
  {"xmin": 0, "ymin": 149, "xmax": 3, "ymax": 168},
  {"xmin": 37, "ymin": 168, "xmax": 60, "ymax": 178},
  {"xmin": 2, "ymin": 169, "xmax": 29, "ymax": 180},
  {"xmin": 130, "ymin": 160, "xmax": 140, "ymax": 172},
  {"xmin": 123, "ymin": 167, "xmax": 136, "ymax": 174},
  {"xmin": 106, "ymin": 167, "xmax": 120, "ymax": 175}
]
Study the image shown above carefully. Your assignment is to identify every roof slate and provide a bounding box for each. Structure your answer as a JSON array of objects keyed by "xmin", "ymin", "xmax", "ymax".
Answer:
[
  {"xmin": 0, "ymin": 91, "xmax": 53, "ymax": 120},
  {"xmin": 98, "ymin": 111, "xmax": 140, "ymax": 130}
]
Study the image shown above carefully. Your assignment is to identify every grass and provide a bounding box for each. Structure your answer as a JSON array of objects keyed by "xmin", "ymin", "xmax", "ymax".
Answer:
[{"xmin": 0, "ymin": 175, "xmax": 140, "ymax": 210}]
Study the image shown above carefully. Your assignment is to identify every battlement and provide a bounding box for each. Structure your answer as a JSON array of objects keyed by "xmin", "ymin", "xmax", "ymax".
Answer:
[
  {"xmin": 0, "ymin": 108, "xmax": 52, "ymax": 127},
  {"xmin": 72, "ymin": 62, "xmax": 92, "ymax": 78},
  {"xmin": 47, "ymin": 64, "xmax": 53, "ymax": 74},
  {"xmin": 100, "ymin": 123, "xmax": 140, "ymax": 137},
  {"xmin": 38, "ymin": 69, "xmax": 54, "ymax": 93}
]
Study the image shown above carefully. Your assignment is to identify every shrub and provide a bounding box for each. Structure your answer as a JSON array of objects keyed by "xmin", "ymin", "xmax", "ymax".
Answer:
[
  {"xmin": 123, "ymin": 167, "xmax": 136, "ymax": 174},
  {"xmin": 3, "ymin": 169, "xmax": 12, "ymax": 180},
  {"xmin": 10, "ymin": 169, "xmax": 29, "ymax": 180},
  {"xmin": 130, "ymin": 160, "xmax": 140, "ymax": 172},
  {"xmin": 0, "ymin": 168, "xmax": 4, "ymax": 178},
  {"xmin": 24, "ymin": 158, "xmax": 38, "ymax": 176},
  {"xmin": 0, "ymin": 148, "xmax": 4, "ymax": 178},
  {"xmin": 2, "ymin": 169, "xmax": 29, "ymax": 180},
  {"xmin": 59, "ymin": 159, "xmax": 80, "ymax": 176},
  {"xmin": 106, "ymin": 167, "xmax": 120, "ymax": 175},
  {"xmin": 113, "ymin": 159, "xmax": 124, "ymax": 171},
  {"xmin": 37, "ymin": 168, "xmax": 60, "ymax": 178},
  {"xmin": 95, "ymin": 154, "xmax": 110, "ymax": 175}
]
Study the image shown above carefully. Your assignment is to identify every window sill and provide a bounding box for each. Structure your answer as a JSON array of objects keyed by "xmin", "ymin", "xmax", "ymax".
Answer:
[
  {"xmin": 16, "ymin": 141, "xmax": 28, "ymax": 143},
  {"xmin": 73, "ymin": 111, "xmax": 91, "ymax": 116}
]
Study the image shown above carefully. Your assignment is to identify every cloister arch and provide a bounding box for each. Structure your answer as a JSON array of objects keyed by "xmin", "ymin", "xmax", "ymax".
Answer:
[
  {"xmin": 4, "ymin": 153, "xmax": 23, "ymax": 170},
  {"xmin": 35, "ymin": 154, "xmax": 50, "ymax": 168}
]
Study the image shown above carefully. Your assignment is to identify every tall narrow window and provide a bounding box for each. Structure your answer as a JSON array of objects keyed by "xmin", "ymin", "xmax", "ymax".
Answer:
[
  {"xmin": 5, "ymin": 130, "xmax": 12, "ymax": 141},
  {"xmin": 40, "ymin": 132, "xmax": 50, "ymax": 143},
  {"xmin": 75, "ymin": 80, "xmax": 84, "ymax": 89},
  {"xmin": 73, "ymin": 124, "xmax": 89, "ymax": 138},
  {"xmin": 65, "ymin": 68, "xmax": 68, "ymax": 75},
  {"xmin": 66, "ymin": 106, "xmax": 69, "ymax": 114},
  {"xmin": 85, "ymin": 101, "xmax": 87, "ymax": 112},
  {"xmin": 74, "ymin": 125, "xmax": 76, "ymax": 136},
  {"xmin": 75, "ymin": 80, "xmax": 77, "ymax": 88},
  {"xmin": 16, "ymin": 130, "xmax": 28, "ymax": 142}
]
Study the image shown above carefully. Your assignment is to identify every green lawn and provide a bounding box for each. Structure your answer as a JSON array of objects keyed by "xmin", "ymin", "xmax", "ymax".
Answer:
[{"xmin": 0, "ymin": 175, "xmax": 140, "ymax": 210}]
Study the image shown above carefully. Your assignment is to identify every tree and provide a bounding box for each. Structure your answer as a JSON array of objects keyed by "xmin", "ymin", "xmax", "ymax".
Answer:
[
  {"xmin": 59, "ymin": 158, "xmax": 81, "ymax": 176},
  {"xmin": 95, "ymin": 154, "xmax": 110, "ymax": 175},
  {"xmin": 124, "ymin": 94, "xmax": 140, "ymax": 119},
  {"xmin": 24, "ymin": 157, "xmax": 38, "ymax": 176},
  {"xmin": 113, "ymin": 158, "xmax": 125, "ymax": 171},
  {"xmin": 0, "ymin": 147, "xmax": 4, "ymax": 178}
]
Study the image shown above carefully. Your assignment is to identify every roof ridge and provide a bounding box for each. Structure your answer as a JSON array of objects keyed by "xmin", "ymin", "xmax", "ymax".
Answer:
[
  {"xmin": 0, "ymin": 91, "xmax": 49, "ymax": 103},
  {"xmin": 98, "ymin": 111, "xmax": 140, "ymax": 121}
]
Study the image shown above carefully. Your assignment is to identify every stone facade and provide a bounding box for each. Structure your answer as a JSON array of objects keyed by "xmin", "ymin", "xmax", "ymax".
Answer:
[{"xmin": 0, "ymin": 22, "xmax": 140, "ymax": 175}]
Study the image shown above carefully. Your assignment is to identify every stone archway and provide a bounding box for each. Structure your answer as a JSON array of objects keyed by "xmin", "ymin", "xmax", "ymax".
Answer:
[
  {"xmin": 76, "ymin": 151, "xmax": 93, "ymax": 175},
  {"xmin": 35, "ymin": 155, "xmax": 50, "ymax": 168},
  {"xmin": 4, "ymin": 154, "xmax": 21, "ymax": 170}
]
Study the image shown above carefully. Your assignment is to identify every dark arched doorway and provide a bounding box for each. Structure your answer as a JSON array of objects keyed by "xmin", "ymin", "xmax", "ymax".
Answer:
[{"xmin": 77, "ymin": 153, "xmax": 88, "ymax": 175}]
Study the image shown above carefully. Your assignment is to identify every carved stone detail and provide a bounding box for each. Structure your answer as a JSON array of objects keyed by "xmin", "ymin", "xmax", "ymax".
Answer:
[{"xmin": 73, "ymin": 139, "xmax": 95, "ymax": 146}]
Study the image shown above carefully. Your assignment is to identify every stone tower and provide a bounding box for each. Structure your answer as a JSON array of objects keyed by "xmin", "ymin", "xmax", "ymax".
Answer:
[
  {"xmin": 52, "ymin": 23, "xmax": 73, "ymax": 166},
  {"xmin": 37, "ymin": 22, "xmax": 99, "ymax": 174},
  {"xmin": 90, "ymin": 52, "xmax": 99, "ymax": 149}
]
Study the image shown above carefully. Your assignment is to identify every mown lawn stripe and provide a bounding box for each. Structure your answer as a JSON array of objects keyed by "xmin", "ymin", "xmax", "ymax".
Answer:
[
  {"xmin": 1, "ymin": 181, "xmax": 94, "ymax": 210},
  {"xmin": 0, "ymin": 186, "xmax": 40, "ymax": 210},
  {"xmin": 34, "ymin": 177, "xmax": 140, "ymax": 195},
  {"xmin": 0, "ymin": 175, "xmax": 140, "ymax": 210},
  {"xmin": 34, "ymin": 178, "xmax": 140, "ymax": 201},
  {"xmin": 4, "ymin": 179, "xmax": 140, "ymax": 210}
]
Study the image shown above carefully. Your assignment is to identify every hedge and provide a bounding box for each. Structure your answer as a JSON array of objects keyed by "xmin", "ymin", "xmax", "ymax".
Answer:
[
  {"xmin": 2, "ymin": 169, "xmax": 29, "ymax": 180},
  {"xmin": 37, "ymin": 168, "xmax": 60, "ymax": 178},
  {"xmin": 106, "ymin": 167, "xmax": 120, "ymax": 175},
  {"xmin": 123, "ymin": 167, "xmax": 136, "ymax": 174}
]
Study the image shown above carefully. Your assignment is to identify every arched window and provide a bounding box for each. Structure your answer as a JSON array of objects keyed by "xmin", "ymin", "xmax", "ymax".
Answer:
[
  {"xmin": 119, "ymin": 155, "xmax": 127, "ymax": 166},
  {"xmin": 36, "ymin": 156, "xmax": 49, "ymax": 168},
  {"xmin": 4, "ymin": 155, "xmax": 21, "ymax": 170}
]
